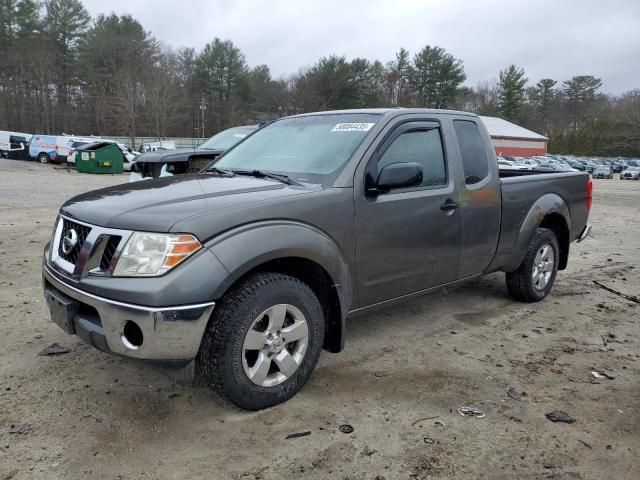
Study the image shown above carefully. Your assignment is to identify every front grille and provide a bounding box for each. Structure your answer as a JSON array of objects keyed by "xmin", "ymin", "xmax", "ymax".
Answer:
[
  {"xmin": 100, "ymin": 236, "xmax": 121, "ymax": 270},
  {"xmin": 58, "ymin": 219, "xmax": 91, "ymax": 265}
]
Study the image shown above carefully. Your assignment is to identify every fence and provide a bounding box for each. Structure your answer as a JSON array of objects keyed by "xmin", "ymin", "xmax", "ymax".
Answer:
[{"xmin": 105, "ymin": 136, "xmax": 204, "ymax": 150}]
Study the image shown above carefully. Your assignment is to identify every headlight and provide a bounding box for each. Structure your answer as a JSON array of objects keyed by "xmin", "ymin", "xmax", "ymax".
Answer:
[{"xmin": 113, "ymin": 232, "xmax": 202, "ymax": 277}]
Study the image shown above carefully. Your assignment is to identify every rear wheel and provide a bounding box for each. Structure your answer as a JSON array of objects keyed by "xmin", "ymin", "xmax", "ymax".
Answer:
[
  {"xmin": 198, "ymin": 272, "xmax": 324, "ymax": 410},
  {"xmin": 506, "ymin": 228, "xmax": 559, "ymax": 302},
  {"xmin": 38, "ymin": 152, "xmax": 50, "ymax": 164}
]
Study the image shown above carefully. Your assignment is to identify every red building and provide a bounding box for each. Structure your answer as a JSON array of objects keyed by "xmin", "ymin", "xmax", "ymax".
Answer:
[{"xmin": 480, "ymin": 116, "xmax": 547, "ymax": 157}]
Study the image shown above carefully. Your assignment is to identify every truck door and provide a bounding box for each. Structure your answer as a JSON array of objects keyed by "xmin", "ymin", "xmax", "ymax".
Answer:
[
  {"xmin": 451, "ymin": 119, "xmax": 501, "ymax": 277},
  {"xmin": 354, "ymin": 120, "xmax": 463, "ymax": 307}
]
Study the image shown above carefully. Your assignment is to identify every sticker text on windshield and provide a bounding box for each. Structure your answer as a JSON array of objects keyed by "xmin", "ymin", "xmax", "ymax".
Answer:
[{"xmin": 331, "ymin": 123, "xmax": 375, "ymax": 132}]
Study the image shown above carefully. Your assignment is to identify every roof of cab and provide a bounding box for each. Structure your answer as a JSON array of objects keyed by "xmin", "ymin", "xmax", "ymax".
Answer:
[{"xmin": 288, "ymin": 108, "xmax": 479, "ymax": 119}]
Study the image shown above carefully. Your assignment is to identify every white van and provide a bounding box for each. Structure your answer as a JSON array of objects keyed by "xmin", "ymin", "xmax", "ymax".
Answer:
[
  {"xmin": 0, "ymin": 130, "xmax": 32, "ymax": 158},
  {"xmin": 56, "ymin": 135, "xmax": 101, "ymax": 161}
]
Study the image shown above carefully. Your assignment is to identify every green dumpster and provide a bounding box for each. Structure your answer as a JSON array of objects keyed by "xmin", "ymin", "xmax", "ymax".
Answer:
[{"xmin": 75, "ymin": 142, "xmax": 124, "ymax": 174}]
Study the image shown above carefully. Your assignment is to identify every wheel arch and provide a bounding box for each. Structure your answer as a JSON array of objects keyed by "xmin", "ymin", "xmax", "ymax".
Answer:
[
  {"xmin": 206, "ymin": 221, "xmax": 353, "ymax": 353},
  {"xmin": 539, "ymin": 213, "xmax": 570, "ymax": 270},
  {"xmin": 503, "ymin": 193, "xmax": 571, "ymax": 272}
]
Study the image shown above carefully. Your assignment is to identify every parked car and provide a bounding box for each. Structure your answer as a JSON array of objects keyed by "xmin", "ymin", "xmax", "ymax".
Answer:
[
  {"xmin": 66, "ymin": 141, "xmax": 92, "ymax": 165},
  {"xmin": 118, "ymin": 144, "xmax": 140, "ymax": 167},
  {"xmin": 498, "ymin": 159, "xmax": 526, "ymax": 171},
  {"xmin": 620, "ymin": 166, "xmax": 640, "ymax": 180},
  {"xmin": 607, "ymin": 161, "xmax": 623, "ymax": 173},
  {"xmin": 513, "ymin": 158, "xmax": 539, "ymax": 170},
  {"xmin": 130, "ymin": 125, "xmax": 258, "ymax": 181},
  {"xmin": 502, "ymin": 155, "xmax": 521, "ymax": 163},
  {"xmin": 592, "ymin": 166, "xmax": 614, "ymax": 179},
  {"xmin": 552, "ymin": 163, "xmax": 579, "ymax": 172},
  {"xmin": 532, "ymin": 163, "xmax": 557, "ymax": 172},
  {"xmin": 532, "ymin": 156, "xmax": 555, "ymax": 165},
  {"xmin": 567, "ymin": 160, "xmax": 586, "ymax": 171},
  {"xmin": 42, "ymin": 108, "xmax": 591, "ymax": 410},
  {"xmin": 578, "ymin": 159, "xmax": 598, "ymax": 173}
]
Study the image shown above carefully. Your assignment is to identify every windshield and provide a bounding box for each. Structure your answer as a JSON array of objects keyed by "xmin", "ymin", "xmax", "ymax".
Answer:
[
  {"xmin": 213, "ymin": 113, "xmax": 381, "ymax": 183},
  {"xmin": 198, "ymin": 126, "xmax": 257, "ymax": 151}
]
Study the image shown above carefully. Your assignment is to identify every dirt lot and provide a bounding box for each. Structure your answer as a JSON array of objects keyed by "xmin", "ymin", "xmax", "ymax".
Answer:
[{"xmin": 0, "ymin": 159, "xmax": 638, "ymax": 480}]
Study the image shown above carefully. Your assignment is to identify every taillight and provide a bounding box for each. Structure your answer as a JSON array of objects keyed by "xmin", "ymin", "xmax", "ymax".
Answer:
[{"xmin": 587, "ymin": 177, "xmax": 593, "ymax": 210}]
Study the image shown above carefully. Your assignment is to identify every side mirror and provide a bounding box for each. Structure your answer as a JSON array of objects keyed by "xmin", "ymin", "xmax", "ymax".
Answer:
[{"xmin": 370, "ymin": 162, "xmax": 423, "ymax": 193}]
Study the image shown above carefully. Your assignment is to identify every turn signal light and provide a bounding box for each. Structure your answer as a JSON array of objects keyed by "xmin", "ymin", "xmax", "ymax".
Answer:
[{"xmin": 163, "ymin": 235, "xmax": 202, "ymax": 268}]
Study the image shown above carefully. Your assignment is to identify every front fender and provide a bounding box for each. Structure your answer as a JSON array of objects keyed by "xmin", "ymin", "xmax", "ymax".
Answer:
[
  {"xmin": 205, "ymin": 220, "xmax": 353, "ymax": 310},
  {"xmin": 502, "ymin": 193, "xmax": 570, "ymax": 272}
]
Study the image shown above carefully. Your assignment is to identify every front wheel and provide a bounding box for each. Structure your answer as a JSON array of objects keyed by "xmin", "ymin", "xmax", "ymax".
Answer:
[
  {"xmin": 38, "ymin": 153, "xmax": 50, "ymax": 164},
  {"xmin": 198, "ymin": 272, "xmax": 324, "ymax": 410},
  {"xmin": 506, "ymin": 228, "xmax": 559, "ymax": 302}
]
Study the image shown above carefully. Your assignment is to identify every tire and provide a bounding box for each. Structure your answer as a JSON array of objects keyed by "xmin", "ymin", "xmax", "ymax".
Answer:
[
  {"xmin": 506, "ymin": 228, "xmax": 559, "ymax": 303},
  {"xmin": 198, "ymin": 272, "xmax": 324, "ymax": 410},
  {"xmin": 38, "ymin": 152, "xmax": 49, "ymax": 164}
]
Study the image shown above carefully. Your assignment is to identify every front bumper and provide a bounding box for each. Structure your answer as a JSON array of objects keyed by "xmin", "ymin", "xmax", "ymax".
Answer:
[{"xmin": 43, "ymin": 263, "xmax": 215, "ymax": 361}]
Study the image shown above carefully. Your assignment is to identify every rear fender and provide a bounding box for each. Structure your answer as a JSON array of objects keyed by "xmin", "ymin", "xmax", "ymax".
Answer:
[{"xmin": 503, "ymin": 193, "xmax": 570, "ymax": 272}]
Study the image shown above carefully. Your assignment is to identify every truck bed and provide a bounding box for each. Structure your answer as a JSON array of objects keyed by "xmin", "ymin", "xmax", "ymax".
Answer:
[
  {"xmin": 491, "ymin": 170, "xmax": 590, "ymax": 272},
  {"xmin": 498, "ymin": 169, "xmax": 565, "ymax": 178}
]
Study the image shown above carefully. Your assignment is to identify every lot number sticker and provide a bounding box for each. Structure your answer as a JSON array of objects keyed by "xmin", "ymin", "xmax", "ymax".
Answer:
[{"xmin": 331, "ymin": 123, "xmax": 375, "ymax": 132}]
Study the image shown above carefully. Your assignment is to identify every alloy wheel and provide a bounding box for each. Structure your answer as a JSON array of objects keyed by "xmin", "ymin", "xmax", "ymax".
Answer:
[
  {"xmin": 242, "ymin": 304, "xmax": 309, "ymax": 387},
  {"xmin": 532, "ymin": 244, "xmax": 554, "ymax": 290}
]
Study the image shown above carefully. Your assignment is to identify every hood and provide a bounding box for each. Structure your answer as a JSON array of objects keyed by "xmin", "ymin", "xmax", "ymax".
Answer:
[
  {"xmin": 61, "ymin": 173, "xmax": 314, "ymax": 234},
  {"xmin": 134, "ymin": 147, "xmax": 224, "ymax": 164}
]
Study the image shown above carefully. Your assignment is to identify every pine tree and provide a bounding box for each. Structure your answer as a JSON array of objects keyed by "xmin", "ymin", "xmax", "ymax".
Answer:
[
  {"xmin": 563, "ymin": 75, "xmax": 603, "ymax": 130},
  {"xmin": 497, "ymin": 65, "xmax": 528, "ymax": 122},
  {"xmin": 529, "ymin": 78, "xmax": 557, "ymax": 135},
  {"xmin": 410, "ymin": 45, "xmax": 465, "ymax": 109}
]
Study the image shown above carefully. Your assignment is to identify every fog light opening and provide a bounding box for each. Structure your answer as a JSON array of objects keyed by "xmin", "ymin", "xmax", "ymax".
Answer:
[{"xmin": 122, "ymin": 321, "xmax": 143, "ymax": 350}]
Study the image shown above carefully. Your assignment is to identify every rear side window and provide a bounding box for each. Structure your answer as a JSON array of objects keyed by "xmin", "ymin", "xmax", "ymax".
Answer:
[
  {"xmin": 378, "ymin": 129, "xmax": 446, "ymax": 187},
  {"xmin": 454, "ymin": 120, "xmax": 489, "ymax": 185}
]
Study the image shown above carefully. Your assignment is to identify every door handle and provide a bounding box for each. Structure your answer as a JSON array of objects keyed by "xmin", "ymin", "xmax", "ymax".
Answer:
[{"xmin": 440, "ymin": 200, "xmax": 461, "ymax": 212}]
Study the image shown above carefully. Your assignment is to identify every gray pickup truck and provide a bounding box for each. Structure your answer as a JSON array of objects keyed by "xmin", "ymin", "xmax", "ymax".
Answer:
[{"xmin": 42, "ymin": 109, "xmax": 592, "ymax": 410}]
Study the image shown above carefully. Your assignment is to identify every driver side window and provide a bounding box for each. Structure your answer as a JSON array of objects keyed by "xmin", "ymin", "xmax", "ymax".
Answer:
[{"xmin": 378, "ymin": 129, "xmax": 446, "ymax": 187}]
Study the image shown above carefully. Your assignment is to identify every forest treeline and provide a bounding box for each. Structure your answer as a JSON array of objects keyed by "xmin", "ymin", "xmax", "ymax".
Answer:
[{"xmin": 1, "ymin": 0, "xmax": 639, "ymax": 156}]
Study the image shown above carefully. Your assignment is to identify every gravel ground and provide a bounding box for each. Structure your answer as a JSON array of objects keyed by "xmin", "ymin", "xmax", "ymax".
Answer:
[{"xmin": 0, "ymin": 159, "xmax": 638, "ymax": 480}]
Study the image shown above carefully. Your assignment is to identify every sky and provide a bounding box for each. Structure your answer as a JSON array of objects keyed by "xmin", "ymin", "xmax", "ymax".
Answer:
[{"xmin": 82, "ymin": 0, "xmax": 640, "ymax": 94}]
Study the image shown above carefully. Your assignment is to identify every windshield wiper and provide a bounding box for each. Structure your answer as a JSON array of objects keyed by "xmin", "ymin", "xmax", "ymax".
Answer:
[
  {"xmin": 204, "ymin": 166, "xmax": 235, "ymax": 177},
  {"xmin": 232, "ymin": 169, "xmax": 300, "ymax": 186}
]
